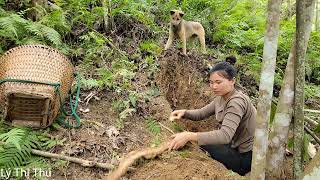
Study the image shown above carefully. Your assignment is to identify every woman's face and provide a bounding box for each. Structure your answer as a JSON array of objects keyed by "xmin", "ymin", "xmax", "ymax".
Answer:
[{"xmin": 209, "ymin": 71, "xmax": 235, "ymax": 97}]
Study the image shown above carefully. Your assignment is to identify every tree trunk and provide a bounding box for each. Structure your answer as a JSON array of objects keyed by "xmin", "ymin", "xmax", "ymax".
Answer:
[
  {"xmin": 294, "ymin": 0, "xmax": 316, "ymax": 179},
  {"xmin": 299, "ymin": 151, "xmax": 320, "ymax": 180},
  {"xmin": 102, "ymin": 0, "xmax": 109, "ymax": 32},
  {"xmin": 316, "ymin": 0, "xmax": 319, "ymax": 31},
  {"xmin": 250, "ymin": 0, "xmax": 282, "ymax": 179},
  {"xmin": 267, "ymin": 1, "xmax": 315, "ymax": 179},
  {"xmin": 266, "ymin": 39, "xmax": 296, "ymax": 179},
  {"xmin": 288, "ymin": 0, "xmax": 292, "ymax": 17}
]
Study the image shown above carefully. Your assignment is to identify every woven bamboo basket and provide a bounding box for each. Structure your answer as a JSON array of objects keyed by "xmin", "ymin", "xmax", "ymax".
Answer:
[{"xmin": 0, "ymin": 44, "xmax": 74, "ymax": 128}]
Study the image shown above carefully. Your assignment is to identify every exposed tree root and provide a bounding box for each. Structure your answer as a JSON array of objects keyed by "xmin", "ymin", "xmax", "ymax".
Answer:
[{"xmin": 104, "ymin": 141, "xmax": 170, "ymax": 180}]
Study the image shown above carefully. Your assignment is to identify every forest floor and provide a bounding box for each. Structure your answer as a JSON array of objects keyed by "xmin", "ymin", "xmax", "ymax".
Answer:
[{"xmin": 44, "ymin": 49, "xmax": 299, "ymax": 180}]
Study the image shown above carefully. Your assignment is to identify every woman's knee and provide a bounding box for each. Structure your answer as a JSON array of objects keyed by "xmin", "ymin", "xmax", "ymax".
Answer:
[
  {"xmin": 200, "ymin": 144, "xmax": 227, "ymax": 154},
  {"xmin": 199, "ymin": 144, "xmax": 233, "ymax": 161}
]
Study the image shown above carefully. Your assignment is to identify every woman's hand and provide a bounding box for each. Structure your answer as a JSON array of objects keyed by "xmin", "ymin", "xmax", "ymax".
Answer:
[
  {"xmin": 168, "ymin": 132, "xmax": 197, "ymax": 151},
  {"xmin": 169, "ymin": 109, "xmax": 186, "ymax": 121}
]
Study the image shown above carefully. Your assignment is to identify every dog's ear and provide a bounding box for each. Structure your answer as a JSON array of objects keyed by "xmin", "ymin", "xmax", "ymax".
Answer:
[
  {"xmin": 170, "ymin": 10, "xmax": 175, "ymax": 15},
  {"xmin": 179, "ymin": 12, "xmax": 184, "ymax": 18}
]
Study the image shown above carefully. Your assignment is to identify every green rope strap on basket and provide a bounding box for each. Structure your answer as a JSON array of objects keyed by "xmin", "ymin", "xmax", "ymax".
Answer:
[
  {"xmin": 55, "ymin": 73, "xmax": 81, "ymax": 128},
  {"xmin": 0, "ymin": 74, "xmax": 81, "ymax": 128}
]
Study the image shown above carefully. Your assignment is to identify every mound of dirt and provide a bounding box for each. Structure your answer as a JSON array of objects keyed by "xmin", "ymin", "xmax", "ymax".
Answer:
[
  {"xmin": 128, "ymin": 145, "xmax": 244, "ymax": 180},
  {"xmin": 149, "ymin": 96, "xmax": 173, "ymax": 122}
]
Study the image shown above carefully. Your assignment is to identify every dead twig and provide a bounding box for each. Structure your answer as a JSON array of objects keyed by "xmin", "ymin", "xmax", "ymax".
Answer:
[
  {"xmin": 104, "ymin": 141, "xmax": 170, "ymax": 180},
  {"xmin": 31, "ymin": 149, "xmax": 115, "ymax": 169},
  {"xmin": 83, "ymin": 90, "xmax": 98, "ymax": 105},
  {"xmin": 158, "ymin": 122, "xmax": 174, "ymax": 134},
  {"xmin": 305, "ymin": 116, "xmax": 318, "ymax": 127},
  {"xmin": 0, "ymin": 141, "xmax": 130, "ymax": 170},
  {"xmin": 304, "ymin": 126, "xmax": 320, "ymax": 145},
  {"xmin": 304, "ymin": 109, "xmax": 320, "ymax": 114}
]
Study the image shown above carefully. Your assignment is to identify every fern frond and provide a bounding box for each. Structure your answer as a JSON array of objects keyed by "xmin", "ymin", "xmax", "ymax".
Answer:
[
  {"xmin": 25, "ymin": 22, "xmax": 62, "ymax": 46},
  {"xmin": 0, "ymin": 7, "xmax": 5, "ymax": 16},
  {"xmin": 0, "ymin": 128, "xmax": 26, "ymax": 150},
  {"xmin": 81, "ymin": 78, "xmax": 100, "ymax": 90},
  {"xmin": 18, "ymin": 36, "xmax": 44, "ymax": 45},
  {"xmin": 0, "ymin": 14, "xmax": 28, "ymax": 39},
  {"xmin": 40, "ymin": 136, "xmax": 64, "ymax": 150},
  {"xmin": 0, "ymin": 128, "xmax": 39, "ymax": 169},
  {"xmin": 0, "ymin": 143, "xmax": 32, "ymax": 168},
  {"xmin": 41, "ymin": 25, "xmax": 62, "ymax": 45},
  {"xmin": 25, "ymin": 22, "xmax": 43, "ymax": 37},
  {"xmin": 40, "ymin": 10, "xmax": 71, "ymax": 34},
  {"xmin": 146, "ymin": 118, "xmax": 161, "ymax": 135}
]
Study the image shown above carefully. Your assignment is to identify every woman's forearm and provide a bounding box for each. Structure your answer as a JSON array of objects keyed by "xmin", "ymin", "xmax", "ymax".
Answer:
[{"xmin": 183, "ymin": 101, "xmax": 216, "ymax": 121}]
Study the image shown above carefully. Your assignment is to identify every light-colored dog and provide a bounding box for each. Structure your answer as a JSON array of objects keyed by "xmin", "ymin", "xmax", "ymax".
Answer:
[{"xmin": 164, "ymin": 10, "xmax": 206, "ymax": 55}]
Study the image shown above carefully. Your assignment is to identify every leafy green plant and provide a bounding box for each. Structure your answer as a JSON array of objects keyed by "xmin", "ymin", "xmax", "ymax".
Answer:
[
  {"xmin": 305, "ymin": 84, "xmax": 320, "ymax": 100},
  {"xmin": 268, "ymin": 101, "xmax": 277, "ymax": 126},
  {"xmin": 0, "ymin": 13, "xmax": 62, "ymax": 47},
  {"xmin": 171, "ymin": 122, "xmax": 184, "ymax": 132},
  {"xmin": 38, "ymin": 134, "xmax": 64, "ymax": 150},
  {"xmin": 287, "ymin": 137, "xmax": 293, "ymax": 152},
  {"xmin": 109, "ymin": 0, "xmax": 157, "ymax": 30},
  {"xmin": 146, "ymin": 117, "xmax": 161, "ymax": 135},
  {"xmin": 0, "ymin": 128, "xmax": 39, "ymax": 168},
  {"xmin": 81, "ymin": 78, "xmax": 100, "ymax": 90},
  {"xmin": 39, "ymin": 9, "xmax": 71, "ymax": 35},
  {"xmin": 145, "ymin": 117, "xmax": 162, "ymax": 147},
  {"xmin": 116, "ymin": 108, "xmax": 136, "ymax": 129},
  {"xmin": 177, "ymin": 149, "xmax": 191, "ymax": 158},
  {"xmin": 112, "ymin": 100, "xmax": 130, "ymax": 113},
  {"xmin": 128, "ymin": 91, "xmax": 138, "ymax": 108},
  {"xmin": 139, "ymin": 40, "xmax": 161, "ymax": 55},
  {"xmin": 303, "ymin": 134, "xmax": 312, "ymax": 163},
  {"xmin": 25, "ymin": 22, "xmax": 62, "ymax": 45},
  {"xmin": 0, "ymin": 124, "xmax": 65, "ymax": 176}
]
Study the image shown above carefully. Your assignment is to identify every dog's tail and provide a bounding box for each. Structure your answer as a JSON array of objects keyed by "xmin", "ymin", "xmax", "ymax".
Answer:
[{"xmin": 225, "ymin": 56, "xmax": 237, "ymax": 65}]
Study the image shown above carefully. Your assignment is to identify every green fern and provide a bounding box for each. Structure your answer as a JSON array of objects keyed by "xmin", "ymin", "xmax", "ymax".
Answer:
[
  {"xmin": 80, "ymin": 78, "xmax": 100, "ymax": 90},
  {"xmin": 38, "ymin": 134, "xmax": 64, "ymax": 150},
  {"xmin": 0, "ymin": 128, "xmax": 39, "ymax": 169},
  {"xmin": 0, "ymin": 12, "xmax": 62, "ymax": 47},
  {"xmin": 146, "ymin": 118, "xmax": 161, "ymax": 135},
  {"xmin": 40, "ymin": 10, "xmax": 71, "ymax": 35},
  {"xmin": 25, "ymin": 22, "xmax": 62, "ymax": 46},
  {"xmin": 0, "ymin": 14, "xmax": 28, "ymax": 39},
  {"xmin": 0, "ymin": 128, "xmax": 26, "ymax": 150},
  {"xmin": 171, "ymin": 122, "xmax": 184, "ymax": 132}
]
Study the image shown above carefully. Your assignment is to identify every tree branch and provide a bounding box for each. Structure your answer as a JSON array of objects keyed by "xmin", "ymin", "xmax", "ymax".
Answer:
[
  {"xmin": 0, "ymin": 141, "xmax": 134, "ymax": 170},
  {"xmin": 31, "ymin": 149, "xmax": 115, "ymax": 169}
]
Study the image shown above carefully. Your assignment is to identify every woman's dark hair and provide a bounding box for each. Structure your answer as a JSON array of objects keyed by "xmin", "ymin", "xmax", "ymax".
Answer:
[
  {"xmin": 209, "ymin": 56, "xmax": 237, "ymax": 80},
  {"xmin": 226, "ymin": 56, "xmax": 237, "ymax": 65}
]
